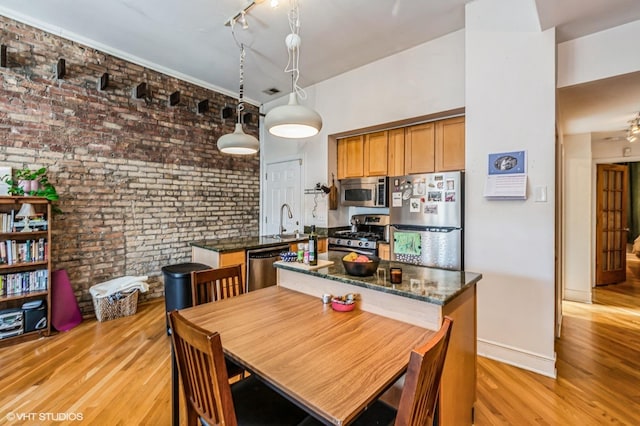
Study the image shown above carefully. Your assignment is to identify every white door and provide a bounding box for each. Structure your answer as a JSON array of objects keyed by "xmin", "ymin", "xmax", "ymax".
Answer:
[{"xmin": 263, "ymin": 160, "xmax": 302, "ymax": 236}]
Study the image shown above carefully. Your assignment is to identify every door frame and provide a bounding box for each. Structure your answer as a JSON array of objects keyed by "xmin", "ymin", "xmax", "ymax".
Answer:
[{"xmin": 591, "ymin": 156, "xmax": 640, "ymax": 293}]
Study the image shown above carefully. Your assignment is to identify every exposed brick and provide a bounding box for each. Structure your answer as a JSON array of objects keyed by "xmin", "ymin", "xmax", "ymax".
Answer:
[{"xmin": 0, "ymin": 15, "xmax": 261, "ymax": 315}]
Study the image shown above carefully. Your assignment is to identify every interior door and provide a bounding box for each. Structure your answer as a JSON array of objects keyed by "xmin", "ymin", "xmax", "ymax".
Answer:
[
  {"xmin": 596, "ymin": 164, "xmax": 628, "ymax": 285},
  {"xmin": 263, "ymin": 159, "xmax": 302, "ymax": 236}
]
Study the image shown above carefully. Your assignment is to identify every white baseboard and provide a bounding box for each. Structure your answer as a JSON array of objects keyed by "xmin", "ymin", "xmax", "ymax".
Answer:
[
  {"xmin": 478, "ymin": 338, "xmax": 557, "ymax": 378},
  {"xmin": 563, "ymin": 288, "xmax": 592, "ymax": 303}
]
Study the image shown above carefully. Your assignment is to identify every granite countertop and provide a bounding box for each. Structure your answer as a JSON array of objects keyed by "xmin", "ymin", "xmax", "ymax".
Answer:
[
  {"xmin": 274, "ymin": 251, "xmax": 482, "ymax": 306},
  {"xmin": 191, "ymin": 234, "xmax": 319, "ymax": 253}
]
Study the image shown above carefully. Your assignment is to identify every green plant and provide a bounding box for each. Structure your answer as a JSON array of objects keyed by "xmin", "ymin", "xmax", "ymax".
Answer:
[{"xmin": 1, "ymin": 167, "xmax": 60, "ymax": 203}]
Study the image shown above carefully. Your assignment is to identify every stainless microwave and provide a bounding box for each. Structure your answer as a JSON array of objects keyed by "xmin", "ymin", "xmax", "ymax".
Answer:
[{"xmin": 340, "ymin": 177, "xmax": 388, "ymax": 207}]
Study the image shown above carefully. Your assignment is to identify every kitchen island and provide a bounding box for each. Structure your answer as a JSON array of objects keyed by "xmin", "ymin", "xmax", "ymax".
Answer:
[{"xmin": 275, "ymin": 251, "xmax": 481, "ymax": 426}]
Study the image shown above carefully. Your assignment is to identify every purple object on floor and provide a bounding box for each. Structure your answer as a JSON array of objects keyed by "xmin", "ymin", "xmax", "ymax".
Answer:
[{"xmin": 51, "ymin": 269, "xmax": 83, "ymax": 331}]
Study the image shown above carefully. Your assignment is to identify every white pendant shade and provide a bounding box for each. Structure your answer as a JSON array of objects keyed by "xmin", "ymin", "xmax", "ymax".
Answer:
[
  {"xmin": 217, "ymin": 123, "xmax": 259, "ymax": 155},
  {"xmin": 264, "ymin": 92, "xmax": 322, "ymax": 138}
]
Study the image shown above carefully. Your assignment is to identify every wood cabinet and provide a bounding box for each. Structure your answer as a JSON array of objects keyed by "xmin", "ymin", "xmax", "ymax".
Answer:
[
  {"xmin": 289, "ymin": 237, "xmax": 327, "ymax": 254},
  {"xmin": 404, "ymin": 122, "xmax": 436, "ymax": 174},
  {"xmin": 191, "ymin": 248, "xmax": 246, "ymax": 287},
  {"xmin": 0, "ymin": 197, "xmax": 52, "ymax": 348},
  {"xmin": 337, "ymin": 135, "xmax": 364, "ymax": 179},
  {"xmin": 387, "ymin": 128, "xmax": 405, "ymax": 177},
  {"xmin": 435, "ymin": 116, "xmax": 465, "ymax": 172},
  {"xmin": 378, "ymin": 243, "xmax": 390, "ymax": 261},
  {"xmin": 364, "ymin": 131, "xmax": 389, "ymax": 176},
  {"xmin": 336, "ymin": 117, "xmax": 465, "ymax": 179}
]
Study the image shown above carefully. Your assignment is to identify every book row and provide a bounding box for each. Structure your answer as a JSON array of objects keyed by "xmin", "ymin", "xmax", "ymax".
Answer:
[
  {"xmin": 0, "ymin": 270, "xmax": 48, "ymax": 297},
  {"xmin": 1, "ymin": 212, "xmax": 48, "ymax": 233},
  {"xmin": 0, "ymin": 239, "xmax": 48, "ymax": 265}
]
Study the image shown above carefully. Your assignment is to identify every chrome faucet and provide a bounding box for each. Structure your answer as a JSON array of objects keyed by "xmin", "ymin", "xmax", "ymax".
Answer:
[{"xmin": 279, "ymin": 203, "xmax": 293, "ymax": 236}]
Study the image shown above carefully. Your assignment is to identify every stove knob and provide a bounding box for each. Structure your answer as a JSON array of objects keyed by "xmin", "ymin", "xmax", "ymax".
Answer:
[
  {"xmin": 358, "ymin": 241, "xmax": 363, "ymax": 247},
  {"xmin": 347, "ymin": 240, "xmax": 352, "ymax": 246}
]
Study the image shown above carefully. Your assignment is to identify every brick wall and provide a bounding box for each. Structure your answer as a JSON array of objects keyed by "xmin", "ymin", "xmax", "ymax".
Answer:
[{"xmin": 0, "ymin": 16, "xmax": 261, "ymax": 314}]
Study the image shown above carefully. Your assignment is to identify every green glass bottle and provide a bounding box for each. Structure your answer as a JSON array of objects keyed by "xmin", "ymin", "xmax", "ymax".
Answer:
[{"xmin": 308, "ymin": 225, "xmax": 318, "ymax": 266}]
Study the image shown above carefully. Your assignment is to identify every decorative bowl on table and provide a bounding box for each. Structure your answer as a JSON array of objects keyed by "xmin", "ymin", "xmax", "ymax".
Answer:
[
  {"xmin": 331, "ymin": 298, "xmax": 355, "ymax": 312},
  {"xmin": 279, "ymin": 251, "xmax": 298, "ymax": 262},
  {"xmin": 341, "ymin": 253, "xmax": 380, "ymax": 277}
]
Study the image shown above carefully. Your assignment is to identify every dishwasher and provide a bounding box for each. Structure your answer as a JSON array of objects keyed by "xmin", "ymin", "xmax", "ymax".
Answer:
[{"xmin": 246, "ymin": 245, "xmax": 289, "ymax": 292}]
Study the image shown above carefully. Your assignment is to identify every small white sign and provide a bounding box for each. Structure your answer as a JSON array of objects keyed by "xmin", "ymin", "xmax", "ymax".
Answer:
[{"xmin": 392, "ymin": 192, "xmax": 402, "ymax": 207}]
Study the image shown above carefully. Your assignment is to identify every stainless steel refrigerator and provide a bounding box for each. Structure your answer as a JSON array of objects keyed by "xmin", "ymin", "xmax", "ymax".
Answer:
[{"xmin": 389, "ymin": 171, "xmax": 463, "ymax": 270}]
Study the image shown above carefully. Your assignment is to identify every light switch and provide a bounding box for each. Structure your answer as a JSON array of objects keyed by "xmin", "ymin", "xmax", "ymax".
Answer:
[{"xmin": 534, "ymin": 186, "xmax": 547, "ymax": 202}]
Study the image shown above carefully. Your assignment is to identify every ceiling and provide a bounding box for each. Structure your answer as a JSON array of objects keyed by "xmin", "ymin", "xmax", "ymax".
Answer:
[{"xmin": 0, "ymin": 0, "xmax": 639, "ymax": 139}]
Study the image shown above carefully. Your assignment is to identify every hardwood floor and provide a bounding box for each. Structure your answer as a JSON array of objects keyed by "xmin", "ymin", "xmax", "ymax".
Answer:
[{"xmin": 1, "ymin": 268, "xmax": 639, "ymax": 425}]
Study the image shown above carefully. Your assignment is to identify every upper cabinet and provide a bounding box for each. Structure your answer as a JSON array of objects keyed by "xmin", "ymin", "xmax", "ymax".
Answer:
[
  {"xmin": 337, "ymin": 116, "xmax": 465, "ymax": 178},
  {"xmin": 435, "ymin": 117, "xmax": 465, "ymax": 172},
  {"xmin": 404, "ymin": 122, "xmax": 436, "ymax": 174},
  {"xmin": 364, "ymin": 131, "xmax": 389, "ymax": 176},
  {"xmin": 387, "ymin": 128, "xmax": 405, "ymax": 177},
  {"xmin": 337, "ymin": 135, "xmax": 364, "ymax": 179}
]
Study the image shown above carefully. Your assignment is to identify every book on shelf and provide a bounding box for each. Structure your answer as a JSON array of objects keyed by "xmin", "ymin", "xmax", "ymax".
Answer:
[
  {"xmin": 0, "ymin": 239, "xmax": 47, "ymax": 265},
  {"xmin": 0, "ymin": 269, "xmax": 48, "ymax": 297}
]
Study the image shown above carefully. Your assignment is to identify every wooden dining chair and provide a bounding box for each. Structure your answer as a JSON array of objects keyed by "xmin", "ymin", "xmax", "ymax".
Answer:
[
  {"xmin": 191, "ymin": 265, "xmax": 246, "ymax": 380},
  {"xmin": 191, "ymin": 264, "xmax": 244, "ymax": 305},
  {"xmin": 299, "ymin": 317, "xmax": 454, "ymax": 426},
  {"xmin": 168, "ymin": 310, "xmax": 307, "ymax": 426}
]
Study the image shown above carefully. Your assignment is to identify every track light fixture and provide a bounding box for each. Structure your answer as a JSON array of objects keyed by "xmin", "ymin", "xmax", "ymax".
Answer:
[{"xmin": 627, "ymin": 113, "xmax": 640, "ymax": 142}]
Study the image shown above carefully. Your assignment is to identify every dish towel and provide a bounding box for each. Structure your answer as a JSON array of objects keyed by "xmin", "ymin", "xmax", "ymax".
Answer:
[{"xmin": 89, "ymin": 275, "xmax": 149, "ymax": 299}]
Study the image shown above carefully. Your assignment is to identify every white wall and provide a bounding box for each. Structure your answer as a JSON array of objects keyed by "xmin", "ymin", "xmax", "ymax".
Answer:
[
  {"xmin": 562, "ymin": 134, "xmax": 593, "ymax": 303},
  {"xmin": 559, "ymin": 21, "xmax": 640, "ymax": 305},
  {"xmin": 465, "ymin": 0, "xmax": 557, "ymax": 377},
  {"xmin": 262, "ymin": 30, "xmax": 465, "ymax": 228},
  {"xmin": 558, "ymin": 20, "xmax": 640, "ymax": 88}
]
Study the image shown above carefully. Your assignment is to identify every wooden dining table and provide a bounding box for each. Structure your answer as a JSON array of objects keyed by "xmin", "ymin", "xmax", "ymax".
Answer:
[{"xmin": 177, "ymin": 285, "xmax": 435, "ymax": 425}]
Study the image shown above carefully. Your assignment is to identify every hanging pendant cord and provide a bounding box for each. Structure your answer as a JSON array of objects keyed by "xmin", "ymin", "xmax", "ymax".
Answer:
[{"xmin": 237, "ymin": 43, "xmax": 246, "ymax": 124}]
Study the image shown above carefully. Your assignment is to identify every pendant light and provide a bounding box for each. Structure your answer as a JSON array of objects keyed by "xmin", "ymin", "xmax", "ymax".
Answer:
[
  {"xmin": 264, "ymin": 0, "xmax": 322, "ymax": 139},
  {"xmin": 217, "ymin": 43, "xmax": 259, "ymax": 155}
]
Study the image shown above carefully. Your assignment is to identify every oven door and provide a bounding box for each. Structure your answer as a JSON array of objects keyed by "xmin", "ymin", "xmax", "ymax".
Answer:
[{"xmin": 328, "ymin": 244, "xmax": 377, "ymax": 257}]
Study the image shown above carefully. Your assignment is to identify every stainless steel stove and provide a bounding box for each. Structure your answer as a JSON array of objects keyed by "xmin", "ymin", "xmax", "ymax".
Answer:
[{"xmin": 328, "ymin": 214, "xmax": 389, "ymax": 256}]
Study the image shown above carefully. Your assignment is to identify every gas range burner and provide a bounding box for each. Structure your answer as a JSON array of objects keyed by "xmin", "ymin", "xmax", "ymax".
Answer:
[{"xmin": 333, "ymin": 231, "xmax": 382, "ymax": 242}]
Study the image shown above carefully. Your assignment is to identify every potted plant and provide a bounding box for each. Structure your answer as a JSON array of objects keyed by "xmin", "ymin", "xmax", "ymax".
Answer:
[
  {"xmin": 2, "ymin": 167, "xmax": 60, "ymax": 202},
  {"xmin": 15, "ymin": 167, "xmax": 47, "ymax": 193}
]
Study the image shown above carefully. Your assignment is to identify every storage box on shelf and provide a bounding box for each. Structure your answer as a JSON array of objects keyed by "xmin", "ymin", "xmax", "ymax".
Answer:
[{"xmin": 0, "ymin": 197, "xmax": 52, "ymax": 347}]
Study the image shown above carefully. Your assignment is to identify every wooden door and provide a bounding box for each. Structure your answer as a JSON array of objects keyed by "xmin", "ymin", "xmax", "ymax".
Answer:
[
  {"xmin": 596, "ymin": 164, "xmax": 628, "ymax": 285},
  {"xmin": 435, "ymin": 116, "xmax": 465, "ymax": 171},
  {"xmin": 337, "ymin": 136, "xmax": 364, "ymax": 179},
  {"xmin": 405, "ymin": 122, "xmax": 435, "ymax": 174},
  {"xmin": 364, "ymin": 131, "xmax": 388, "ymax": 176}
]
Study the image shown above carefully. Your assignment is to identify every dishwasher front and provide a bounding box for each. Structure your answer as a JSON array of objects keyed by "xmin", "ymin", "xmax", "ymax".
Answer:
[{"xmin": 246, "ymin": 245, "xmax": 289, "ymax": 292}]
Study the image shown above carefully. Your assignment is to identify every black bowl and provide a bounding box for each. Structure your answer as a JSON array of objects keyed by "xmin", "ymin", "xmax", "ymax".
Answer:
[{"xmin": 342, "ymin": 255, "xmax": 380, "ymax": 277}]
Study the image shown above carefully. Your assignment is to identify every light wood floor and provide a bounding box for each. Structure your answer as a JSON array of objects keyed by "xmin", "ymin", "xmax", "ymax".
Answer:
[{"xmin": 1, "ymin": 266, "xmax": 639, "ymax": 425}]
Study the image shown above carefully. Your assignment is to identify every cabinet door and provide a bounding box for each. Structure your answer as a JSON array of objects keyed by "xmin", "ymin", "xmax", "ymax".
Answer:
[
  {"xmin": 387, "ymin": 128, "xmax": 405, "ymax": 177},
  {"xmin": 337, "ymin": 136, "xmax": 364, "ymax": 179},
  {"xmin": 364, "ymin": 131, "xmax": 388, "ymax": 176},
  {"xmin": 378, "ymin": 243, "xmax": 390, "ymax": 261},
  {"xmin": 220, "ymin": 250, "xmax": 246, "ymax": 287},
  {"xmin": 436, "ymin": 117, "xmax": 465, "ymax": 171},
  {"xmin": 405, "ymin": 122, "xmax": 435, "ymax": 174}
]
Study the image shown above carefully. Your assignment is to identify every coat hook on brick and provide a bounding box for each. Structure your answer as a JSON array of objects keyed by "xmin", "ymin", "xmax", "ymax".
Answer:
[
  {"xmin": 169, "ymin": 91, "xmax": 180, "ymax": 106},
  {"xmin": 56, "ymin": 58, "xmax": 66, "ymax": 79},
  {"xmin": 0, "ymin": 45, "xmax": 7, "ymax": 68},
  {"xmin": 98, "ymin": 72, "xmax": 109, "ymax": 91},
  {"xmin": 197, "ymin": 99, "xmax": 209, "ymax": 114}
]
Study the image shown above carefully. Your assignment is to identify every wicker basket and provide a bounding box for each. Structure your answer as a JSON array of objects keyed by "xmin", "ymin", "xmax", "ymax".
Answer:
[{"xmin": 92, "ymin": 290, "xmax": 139, "ymax": 322}]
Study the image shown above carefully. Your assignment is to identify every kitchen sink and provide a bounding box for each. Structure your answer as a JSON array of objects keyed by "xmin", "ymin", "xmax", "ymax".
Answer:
[{"xmin": 270, "ymin": 233, "xmax": 306, "ymax": 241}]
